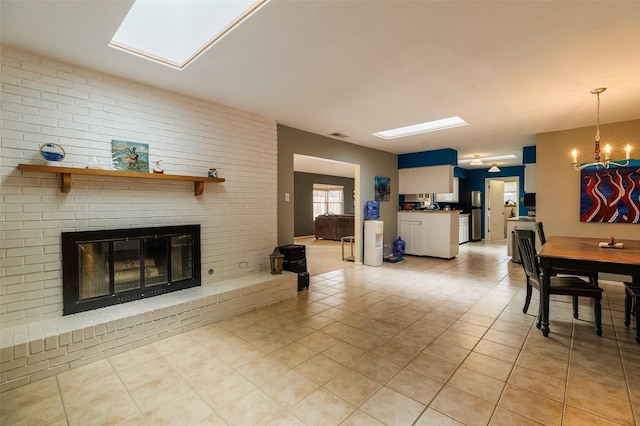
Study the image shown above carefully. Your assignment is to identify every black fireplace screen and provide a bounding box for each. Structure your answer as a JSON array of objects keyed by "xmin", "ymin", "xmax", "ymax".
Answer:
[{"xmin": 63, "ymin": 225, "xmax": 200, "ymax": 315}]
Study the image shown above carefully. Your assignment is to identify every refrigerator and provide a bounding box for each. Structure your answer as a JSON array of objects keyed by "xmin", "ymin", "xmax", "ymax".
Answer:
[{"xmin": 470, "ymin": 190, "xmax": 482, "ymax": 241}]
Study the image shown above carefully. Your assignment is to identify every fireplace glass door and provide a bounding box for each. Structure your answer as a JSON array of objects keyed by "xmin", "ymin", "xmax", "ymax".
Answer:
[
  {"xmin": 114, "ymin": 239, "xmax": 143, "ymax": 293},
  {"xmin": 143, "ymin": 237, "xmax": 169, "ymax": 287},
  {"xmin": 63, "ymin": 225, "xmax": 200, "ymax": 315},
  {"xmin": 171, "ymin": 235, "xmax": 193, "ymax": 282},
  {"xmin": 78, "ymin": 242, "xmax": 109, "ymax": 300}
]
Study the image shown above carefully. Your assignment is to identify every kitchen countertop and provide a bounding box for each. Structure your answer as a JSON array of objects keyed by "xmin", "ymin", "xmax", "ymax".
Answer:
[
  {"xmin": 507, "ymin": 216, "xmax": 536, "ymax": 221},
  {"xmin": 400, "ymin": 210, "xmax": 461, "ymax": 214}
]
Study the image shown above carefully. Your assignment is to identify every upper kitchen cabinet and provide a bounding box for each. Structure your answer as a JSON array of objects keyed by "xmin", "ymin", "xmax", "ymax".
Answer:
[
  {"xmin": 524, "ymin": 164, "xmax": 537, "ymax": 193},
  {"xmin": 399, "ymin": 165, "xmax": 454, "ymax": 194},
  {"xmin": 434, "ymin": 177, "xmax": 459, "ymax": 203},
  {"xmin": 522, "ymin": 146, "xmax": 536, "ymax": 193}
]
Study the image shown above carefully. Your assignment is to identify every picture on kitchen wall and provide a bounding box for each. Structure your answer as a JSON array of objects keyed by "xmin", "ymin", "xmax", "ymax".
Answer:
[
  {"xmin": 111, "ymin": 140, "xmax": 149, "ymax": 173},
  {"xmin": 580, "ymin": 166, "xmax": 640, "ymax": 223},
  {"xmin": 375, "ymin": 176, "xmax": 391, "ymax": 201}
]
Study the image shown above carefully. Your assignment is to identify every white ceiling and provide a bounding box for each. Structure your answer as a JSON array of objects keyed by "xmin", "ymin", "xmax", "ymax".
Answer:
[
  {"xmin": 294, "ymin": 154, "xmax": 355, "ymax": 178},
  {"xmin": 2, "ymin": 0, "xmax": 640, "ymax": 171}
]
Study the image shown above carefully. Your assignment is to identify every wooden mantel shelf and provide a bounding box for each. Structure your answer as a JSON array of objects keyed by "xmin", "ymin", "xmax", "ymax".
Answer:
[{"xmin": 17, "ymin": 164, "xmax": 225, "ymax": 196}]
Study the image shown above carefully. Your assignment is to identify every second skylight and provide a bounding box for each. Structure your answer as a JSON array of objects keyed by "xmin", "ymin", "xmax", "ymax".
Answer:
[{"xmin": 373, "ymin": 116, "xmax": 468, "ymax": 139}]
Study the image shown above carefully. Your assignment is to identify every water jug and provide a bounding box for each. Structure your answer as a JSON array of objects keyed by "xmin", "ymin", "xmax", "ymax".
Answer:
[
  {"xmin": 365, "ymin": 200, "xmax": 380, "ymax": 220},
  {"xmin": 393, "ymin": 236, "xmax": 405, "ymax": 258}
]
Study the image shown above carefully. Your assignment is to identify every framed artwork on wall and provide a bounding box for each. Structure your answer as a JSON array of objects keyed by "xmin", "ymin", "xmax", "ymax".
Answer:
[
  {"xmin": 580, "ymin": 166, "xmax": 640, "ymax": 223},
  {"xmin": 375, "ymin": 176, "xmax": 391, "ymax": 201},
  {"xmin": 111, "ymin": 140, "xmax": 149, "ymax": 173}
]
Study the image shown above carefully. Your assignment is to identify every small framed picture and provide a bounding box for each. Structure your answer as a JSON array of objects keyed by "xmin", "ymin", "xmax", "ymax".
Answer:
[
  {"xmin": 111, "ymin": 140, "xmax": 149, "ymax": 173},
  {"xmin": 375, "ymin": 176, "xmax": 391, "ymax": 201},
  {"xmin": 208, "ymin": 168, "xmax": 218, "ymax": 178}
]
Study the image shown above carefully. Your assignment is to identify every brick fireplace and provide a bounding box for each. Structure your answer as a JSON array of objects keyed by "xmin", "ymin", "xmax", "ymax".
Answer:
[{"xmin": 0, "ymin": 46, "xmax": 286, "ymax": 393}]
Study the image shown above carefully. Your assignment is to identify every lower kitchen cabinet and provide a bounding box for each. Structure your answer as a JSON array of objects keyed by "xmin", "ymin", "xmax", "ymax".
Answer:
[
  {"xmin": 459, "ymin": 214, "xmax": 469, "ymax": 244},
  {"xmin": 399, "ymin": 216, "xmax": 423, "ymax": 255},
  {"xmin": 398, "ymin": 211, "xmax": 460, "ymax": 259}
]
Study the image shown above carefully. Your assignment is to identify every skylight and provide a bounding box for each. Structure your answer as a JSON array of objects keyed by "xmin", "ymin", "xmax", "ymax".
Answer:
[
  {"xmin": 372, "ymin": 116, "xmax": 468, "ymax": 139},
  {"xmin": 109, "ymin": 0, "xmax": 268, "ymax": 70}
]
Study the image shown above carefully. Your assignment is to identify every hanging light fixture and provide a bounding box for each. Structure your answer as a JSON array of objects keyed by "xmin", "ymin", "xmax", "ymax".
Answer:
[
  {"xmin": 469, "ymin": 155, "xmax": 483, "ymax": 165},
  {"xmin": 572, "ymin": 88, "xmax": 631, "ymax": 171},
  {"xmin": 488, "ymin": 163, "xmax": 500, "ymax": 173}
]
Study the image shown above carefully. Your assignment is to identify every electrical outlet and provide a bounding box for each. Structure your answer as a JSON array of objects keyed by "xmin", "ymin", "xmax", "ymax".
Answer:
[
  {"xmin": 239, "ymin": 261, "xmax": 248, "ymax": 268},
  {"xmin": 285, "ymin": 193, "xmax": 290, "ymax": 202}
]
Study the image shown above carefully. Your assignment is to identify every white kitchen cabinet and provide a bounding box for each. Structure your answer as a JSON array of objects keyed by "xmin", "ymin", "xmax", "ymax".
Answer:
[
  {"xmin": 434, "ymin": 177, "xmax": 459, "ymax": 203},
  {"xmin": 399, "ymin": 165, "xmax": 453, "ymax": 194},
  {"xmin": 399, "ymin": 216, "xmax": 423, "ymax": 255},
  {"xmin": 398, "ymin": 211, "xmax": 459, "ymax": 259},
  {"xmin": 459, "ymin": 214, "xmax": 469, "ymax": 244},
  {"xmin": 524, "ymin": 164, "xmax": 537, "ymax": 193}
]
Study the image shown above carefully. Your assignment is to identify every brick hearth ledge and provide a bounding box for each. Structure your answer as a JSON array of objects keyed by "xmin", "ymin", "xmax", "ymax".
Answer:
[{"xmin": 0, "ymin": 272, "xmax": 298, "ymax": 392}]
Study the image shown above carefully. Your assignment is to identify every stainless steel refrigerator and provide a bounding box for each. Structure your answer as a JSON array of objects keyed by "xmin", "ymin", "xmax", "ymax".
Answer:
[{"xmin": 470, "ymin": 190, "xmax": 482, "ymax": 241}]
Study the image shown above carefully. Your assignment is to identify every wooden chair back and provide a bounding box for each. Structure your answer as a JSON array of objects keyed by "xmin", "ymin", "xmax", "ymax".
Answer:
[
  {"xmin": 535, "ymin": 222, "xmax": 547, "ymax": 245},
  {"xmin": 514, "ymin": 229, "xmax": 540, "ymax": 282}
]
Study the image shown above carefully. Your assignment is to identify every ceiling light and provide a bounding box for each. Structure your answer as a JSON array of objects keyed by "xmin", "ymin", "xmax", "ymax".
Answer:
[
  {"xmin": 488, "ymin": 163, "xmax": 500, "ymax": 173},
  {"xmin": 572, "ymin": 87, "xmax": 631, "ymax": 171},
  {"xmin": 372, "ymin": 116, "xmax": 468, "ymax": 139},
  {"xmin": 458, "ymin": 154, "xmax": 517, "ymax": 164},
  {"xmin": 469, "ymin": 155, "xmax": 483, "ymax": 165},
  {"xmin": 109, "ymin": 0, "xmax": 268, "ymax": 70}
]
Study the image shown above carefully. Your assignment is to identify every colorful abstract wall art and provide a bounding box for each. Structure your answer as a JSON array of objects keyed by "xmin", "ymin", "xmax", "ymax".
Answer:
[{"xmin": 580, "ymin": 166, "xmax": 640, "ymax": 223}]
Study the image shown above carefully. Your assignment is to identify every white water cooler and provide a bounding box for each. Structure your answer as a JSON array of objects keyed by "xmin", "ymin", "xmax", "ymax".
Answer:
[{"xmin": 364, "ymin": 220, "xmax": 384, "ymax": 266}]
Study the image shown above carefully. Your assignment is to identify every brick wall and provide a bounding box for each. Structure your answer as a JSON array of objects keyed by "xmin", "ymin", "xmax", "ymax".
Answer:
[{"xmin": 0, "ymin": 46, "xmax": 279, "ymax": 328}]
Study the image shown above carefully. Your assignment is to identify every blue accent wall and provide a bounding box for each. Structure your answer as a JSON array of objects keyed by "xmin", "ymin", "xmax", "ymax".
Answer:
[
  {"xmin": 462, "ymin": 165, "xmax": 527, "ymax": 237},
  {"xmin": 398, "ymin": 148, "xmax": 457, "ymax": 168},
  {"xmin": 397, "ymin": 147, "xmax": 530, "ymax": 239},
  {"xmin": 523, "ymin": 145, "xmax": 536, "ymax": 164},
  {"xmin": 454, "ymin": 167, "xmax": 467, "ymax": 179}
]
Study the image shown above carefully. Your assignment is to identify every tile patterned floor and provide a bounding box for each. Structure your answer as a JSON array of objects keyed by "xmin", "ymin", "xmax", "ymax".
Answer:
[{"xmin": 2, "ymin": 240, "xmax": 639, "ymax": 425}]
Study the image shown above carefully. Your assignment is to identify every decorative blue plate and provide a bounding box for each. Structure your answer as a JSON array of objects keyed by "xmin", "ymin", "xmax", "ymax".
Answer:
[{"xmin": 40, "ymin": 143, "xmax": 66, "ymax": 162}]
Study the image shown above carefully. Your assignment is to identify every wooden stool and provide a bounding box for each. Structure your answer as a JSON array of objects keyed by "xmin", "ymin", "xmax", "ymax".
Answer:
[{"xmin": 624, "ymin": 283, "xmax": 639, "ymax": 344}]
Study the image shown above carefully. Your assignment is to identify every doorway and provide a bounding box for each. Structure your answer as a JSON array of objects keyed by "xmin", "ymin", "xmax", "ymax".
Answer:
[
  {"xmin": 293, "ymin": 154, "xmax": 362, "ymax": 264},
  {"xmin": 485, "ymin": 177, "xmax": 520, "ymax": 241}
]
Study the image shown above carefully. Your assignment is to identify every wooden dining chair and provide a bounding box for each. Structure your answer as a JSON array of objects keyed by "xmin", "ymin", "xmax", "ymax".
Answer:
[
  {"xmin": 514, "ymin": 229, "xmax": 603, "ymax": 335},
  {"xmin": 624, "ymin": 283, "xmax": 639, "ymax": 344}
]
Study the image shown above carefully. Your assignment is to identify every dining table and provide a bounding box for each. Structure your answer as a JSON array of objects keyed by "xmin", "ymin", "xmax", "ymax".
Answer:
[{"xmin": 537, "ymin": 235, "xmax": 640, "ymax": 338}]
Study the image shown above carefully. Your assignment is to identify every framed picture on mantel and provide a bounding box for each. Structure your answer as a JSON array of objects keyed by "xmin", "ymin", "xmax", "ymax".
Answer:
[{"xmin": 111, "ymin": 140, "xmax": 149, "ymax": 173}]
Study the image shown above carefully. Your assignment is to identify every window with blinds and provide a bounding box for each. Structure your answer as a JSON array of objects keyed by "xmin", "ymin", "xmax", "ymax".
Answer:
[{"xmin": 313, "ymin": 184, "xmax": 344, "ymax": 218}]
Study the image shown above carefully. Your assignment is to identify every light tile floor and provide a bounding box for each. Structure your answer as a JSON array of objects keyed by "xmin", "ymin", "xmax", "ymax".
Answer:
[{"xmin": 2, "ymin": 240, "xmax": 639, "ymax": 425}]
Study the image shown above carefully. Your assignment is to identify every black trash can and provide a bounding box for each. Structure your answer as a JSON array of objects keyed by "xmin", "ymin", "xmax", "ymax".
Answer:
[{"xmin": 278, "ymin": 244, "xmax": 309, "ymax": 291}]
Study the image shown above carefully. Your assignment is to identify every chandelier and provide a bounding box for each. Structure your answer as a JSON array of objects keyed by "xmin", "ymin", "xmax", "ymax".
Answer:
[{"xmin": 572, "ymin": 88, "xmax": 631, "ymax": 171}]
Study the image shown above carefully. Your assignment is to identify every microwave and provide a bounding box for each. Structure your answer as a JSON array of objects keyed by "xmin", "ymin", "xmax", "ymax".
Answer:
[{"xmin": 524, "ymin": 193, "xmax": 536, "ymax": 207}]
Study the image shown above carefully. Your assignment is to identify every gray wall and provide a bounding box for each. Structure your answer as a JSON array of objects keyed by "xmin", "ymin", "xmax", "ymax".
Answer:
[
  {"xmin": 278, "ymin": 125, "xmax": 398, "ymax": 261},
  {"xmin": 294, "ymin": 172, "xmax": 355, "ymax": 237}
]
